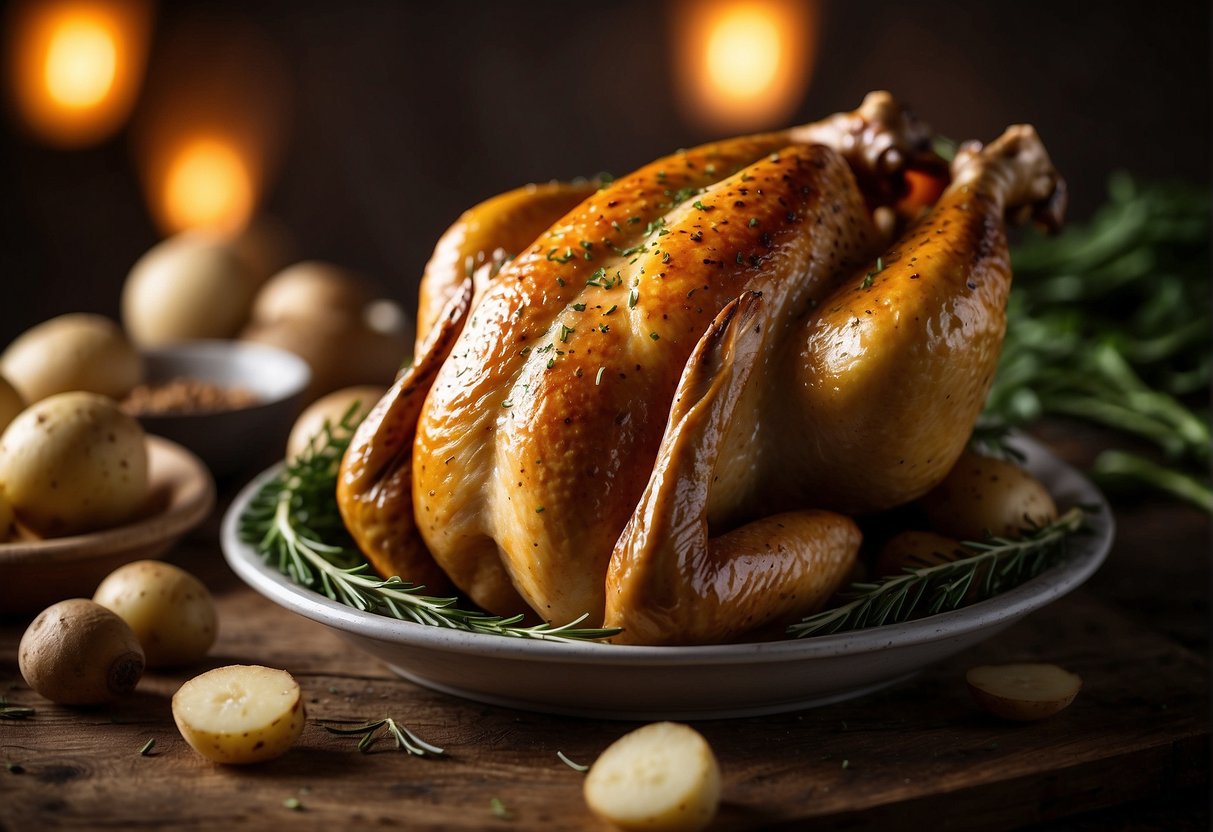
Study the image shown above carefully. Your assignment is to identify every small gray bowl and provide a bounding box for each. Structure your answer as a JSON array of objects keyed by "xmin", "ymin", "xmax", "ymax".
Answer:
[{"xmin": 131, "ymin": 340, "xmax": 311, "ymax": 479}]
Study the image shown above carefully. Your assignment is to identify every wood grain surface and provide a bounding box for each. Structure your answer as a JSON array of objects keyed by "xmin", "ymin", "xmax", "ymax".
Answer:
[{"xmin": 0, "ymin": 437, "xmax": 1207, "ymax": 831}]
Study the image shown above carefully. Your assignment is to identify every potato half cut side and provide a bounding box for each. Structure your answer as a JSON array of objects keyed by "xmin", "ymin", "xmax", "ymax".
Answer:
[
  {"xmin": 583, "ymin": 721, "xmax": 721, "ymax": 832},
  {"xmin": 172, "ymin": 664, "xmax": 305, "ymax": 764},
  {"xmin": 966, "ymin": 662, "xmax": 1082, "ymax": 721}
]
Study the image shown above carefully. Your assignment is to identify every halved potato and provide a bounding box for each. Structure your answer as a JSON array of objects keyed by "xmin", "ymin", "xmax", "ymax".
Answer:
[
  {"xmin": 583, "ymin": 721, "xmax": 721, "ymax": 832},
  {"xmin": 966, "ymin": 662, "xmax": 1082, "ymax": 721},
  {"xmin": 172, "ymin": 665, "xmax": 305, "ymax": 764}
]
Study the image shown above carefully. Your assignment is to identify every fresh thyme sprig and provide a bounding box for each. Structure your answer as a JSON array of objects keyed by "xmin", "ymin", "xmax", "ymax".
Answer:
[
  {"xmin": 322, "ymin": 717, "xmax": 444, "ymax": 756},
  {"xmin": 788, "ymin": 508, "xmax": 1088, "ymax": 638},
  {"xmin": 237, "ymin": 405, "xmax": 619, "ymax": 642}
]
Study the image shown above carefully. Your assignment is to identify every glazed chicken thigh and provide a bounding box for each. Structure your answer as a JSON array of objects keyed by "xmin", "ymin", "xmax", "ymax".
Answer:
[{"xmin": 337, "ymin": 93, "xmax": 1064, "ymax": 645}]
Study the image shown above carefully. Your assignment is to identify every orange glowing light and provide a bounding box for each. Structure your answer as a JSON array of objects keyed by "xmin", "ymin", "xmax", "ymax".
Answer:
[
  {"xmin": 672, "ymin": 0, "xmax": 818, "ymax": 134},
  {"xmin": 7, "ymin": 0, "xmax": 151, "ymax": 146},
  {"xmin": 160, "ymin": 138, "xmax": 256, "ymax": 234},
  {"xmin": 134, "ymin": 16, "xmax": 289, "ymax": 237},
  {"xmin": 44, "ymin": 16, "xmax": 117, "ymax": 109},
  {"xmin": 705, "ymin": 8, "xmax": 781, "ymax": 99}
]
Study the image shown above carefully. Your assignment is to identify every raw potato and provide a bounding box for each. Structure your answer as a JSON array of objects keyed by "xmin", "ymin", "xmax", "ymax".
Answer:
[
  {"xmin": 584, "ymin": 722, "xmax": 721, "ymax": 832},
  {"xmin": 250, "ymin": 261, "xmax": 372, "ymax": 326},
  {"xmin": 0, "ymin": 313, "xmax": 142, "ymax": 403},
  {"xmin": 919, "ymin": 451, "xmax": 1058, "ymax": 541},
  {"xmin": 0, "ymin": 392, "xmax": 149, "ymax": 536},
  {"xmin": 18, "ymin": 598, "xmax": 145, "ymax": 704},
  {"xmin": 285, "ymin": 385, "xmax": 387, "ymax": 461},
  {"xmin": 0, "ymin": 374, "xmax": 23, "ymax": 434},
  {"xmin": 93, "ymin": 560, "xmax": 217, "ymax": 667},
  {"xmin": 122, "ymin": 231, "xmax": 257, "ymax": 346},
  {"xmin": 966, "ymin": 663, "xmax": 1082, "ymax": 721},
  {"xmin": 172, "ymin": 665, "xmax": 306, "ymax": 764},
  {"xmin": 241, "ymin": 316, "xmax": 408, "ymax": 401}
]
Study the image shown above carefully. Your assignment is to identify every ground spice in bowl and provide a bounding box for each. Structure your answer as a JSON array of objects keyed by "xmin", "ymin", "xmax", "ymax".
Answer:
[{"xmin": 121, "ymin": 378, "xmax": 261, "ymax": 416}]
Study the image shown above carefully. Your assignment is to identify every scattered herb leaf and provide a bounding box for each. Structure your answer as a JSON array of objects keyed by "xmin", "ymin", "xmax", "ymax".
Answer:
[{"xmin": 557, "ymin": 751, "xmax": 590, "ymax": 772}]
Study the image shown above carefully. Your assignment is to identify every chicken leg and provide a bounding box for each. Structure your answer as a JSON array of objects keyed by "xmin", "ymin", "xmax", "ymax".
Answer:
[
  {"xmin": 775, "ymin": 125, "xmax": 1066, "ymax": 515},
  {"xmin": 604, "ymin": 293, "xmax": 861, "ymax": 644}
]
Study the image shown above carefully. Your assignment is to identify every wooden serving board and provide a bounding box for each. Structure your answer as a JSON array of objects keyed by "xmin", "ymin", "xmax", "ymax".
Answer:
[{"xmin": 0, "ymin": 470, "xmax": 1208, "ymax": 831}]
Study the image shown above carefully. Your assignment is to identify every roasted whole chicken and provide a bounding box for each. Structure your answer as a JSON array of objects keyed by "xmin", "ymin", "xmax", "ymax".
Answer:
[{"xmin": 337, "ymin": 92, "xmax": 1065, "ymax": 645}]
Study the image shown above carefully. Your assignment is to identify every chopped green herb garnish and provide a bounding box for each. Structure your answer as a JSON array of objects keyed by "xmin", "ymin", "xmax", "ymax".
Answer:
[{"xmin": 490, "ymin": 797, "xmax": 512, "ymax": 820}]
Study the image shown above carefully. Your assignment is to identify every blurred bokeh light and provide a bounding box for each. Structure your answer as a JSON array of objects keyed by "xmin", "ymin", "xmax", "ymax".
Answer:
[
  {"xmin": 672, "ymin": 0, "xmax": 818, "ymax": 133},
  {"xmin": 6, "ymin": 0, "xmax": 150, "ymax": 146}
]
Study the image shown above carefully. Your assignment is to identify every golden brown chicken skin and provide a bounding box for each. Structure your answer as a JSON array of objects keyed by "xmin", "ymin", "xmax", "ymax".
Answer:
[
  {"xmin": 338, "ymin": 93, "xmax": 1064, "ymax": 645},
  {"xmin": 414, "ymin": 181, "xmax": 598, "ymax": 354},
  {"xmin": 605, "ymin": 126, "xmax": 1063, "ymax": 643},
  {"xmin": 407, "ymin": 93, "xmax": 935, "ymax": 625}
]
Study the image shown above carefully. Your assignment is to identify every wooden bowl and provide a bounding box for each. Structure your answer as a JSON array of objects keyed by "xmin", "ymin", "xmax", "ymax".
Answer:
[{"xmin": 0, "ymin": 435, "xmax": 215, "ymax": 617}]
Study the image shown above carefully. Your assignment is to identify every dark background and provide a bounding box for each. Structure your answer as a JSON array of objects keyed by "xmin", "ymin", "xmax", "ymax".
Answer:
[{"xmin": 1, "ymin": 0, "xmax": 1208, "ymax": 345}]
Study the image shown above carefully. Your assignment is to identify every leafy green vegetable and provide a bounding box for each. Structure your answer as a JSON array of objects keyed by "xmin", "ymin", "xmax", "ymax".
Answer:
[{"xmin": 986, "ymin": 173, "xmax": 1211, "ymax": 512}]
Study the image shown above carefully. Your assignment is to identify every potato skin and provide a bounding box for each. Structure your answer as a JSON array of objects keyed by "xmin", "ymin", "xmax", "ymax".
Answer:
[
  {"xmin": 0, "ymin": 375, "xmax": 24, "ymax": 434},
  {"xmin": 250, "ymin": 261, "xmax": 371, "ymax": 327},
  {"xmin": 18, "ymin": 599, "xmax": 145, "ymax": 704},
  {"xmin": 0, "ymin": 392, "xmax": 149, "ymax": 537},
  {"xmin": 241, "ymin": 317, "xmax": 407, "ymax": 402},
  {"xmin": 919, "ymin": 451, "xmax": 1057, "ymax": 541},
  {"xmin": 0, "ymin": 314, "xmax": 142, "ymax": 403},
  {"xmin": 93, "ymin": 561, "xmax": 217, "ymax": 667},
  {"xmin": 122, "ymin": 232, "xmax": 257, "ymax": 346},
  {"xmin": 873, "ymin": 530, "xmax": 974, "ymax": 579},
  {"xmin": 285, "ymin": 385, "xmax": 387, "ymax": 461}
]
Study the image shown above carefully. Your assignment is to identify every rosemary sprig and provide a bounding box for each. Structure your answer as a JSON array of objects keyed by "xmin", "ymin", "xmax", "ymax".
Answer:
[
  {"xmin": 322, "ymin": 717, "xmax": 444, "ymax": 756},
  {"xmin": 237, "ymin": 405, "xmax": 619, "ymax": 643},
  {"xmin": 789, "ymin": 508, "xmax": 1087, "ymax": 638},
  {"xmin": 0, "ymin": 698, "xmax": 35, "ymax": 720}
]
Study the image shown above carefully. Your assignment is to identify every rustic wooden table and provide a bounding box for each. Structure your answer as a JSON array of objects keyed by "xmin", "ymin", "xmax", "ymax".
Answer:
[{"xmin": 0, "ymin": 428, "xmax": 1208, "ymax": 831}]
